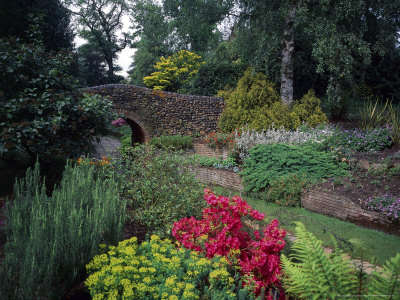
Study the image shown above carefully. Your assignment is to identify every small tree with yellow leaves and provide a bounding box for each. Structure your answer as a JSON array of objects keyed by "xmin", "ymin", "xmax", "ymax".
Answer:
[{"xmin": 143, "ymin": 50, "xmax": 204, "ymax": 92}]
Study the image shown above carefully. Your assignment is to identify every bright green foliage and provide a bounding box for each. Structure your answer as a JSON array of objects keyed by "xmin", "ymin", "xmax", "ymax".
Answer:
[
  {"xmin": 281, "ymin": 222, "xmax": 400, "ymax": 299},
  {"xmin": 218, "ymin": 69, "xmax": 327, "ymax": 132},
  {"xmin": 218, "ymin": 68, "xmax": 281, "ymax": 132},
  {"xmin": 242, "ymin": 144, "xmax": 348, "ymax": 192},
  {"xmin": 0, "ymin": 36, "xmax": 114, "ymax": 159},
  {"xmin": 85, "ymin": 235, "xmax": 248, "ymax": 299},
  {"xmin": 0, "ymin": 162, "xmax": 126, "ymax": 299},
  {"xmin": 143, "ymin": 50, "xmax": 205, "ymax": 92},
  {"xmin": 150, "ymin": 135, "xmax": 193, "ymax": 150},
  {"xmin": 267, "ymin": 174, "xmax": 304, "ymax": 207},
  {"xmin": 292, "ymin": 90, "xmax": 328, "ymax": 128},
  {"xmin": 116, "ymin": 145, "xmax": 202, "ymax": 235},
  {"xmin": 281, "ymin": 222, "xmax": 359, "ymax": 299}
]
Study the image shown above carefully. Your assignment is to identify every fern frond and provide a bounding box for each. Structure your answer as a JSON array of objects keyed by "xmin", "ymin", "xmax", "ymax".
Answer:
[
  {"xmin": 281, "ymin": 222, "xmax": 358, "ymax": 299},
  {"xmin": 368, "ymin": 253, "xmax": 400, "ymax": 299}
]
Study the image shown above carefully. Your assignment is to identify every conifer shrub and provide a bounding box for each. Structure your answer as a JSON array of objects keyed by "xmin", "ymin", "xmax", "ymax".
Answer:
[
  {"xmin": 0, "ymin": 162, "xmax": 126, "ymax": 299},
  {"xmin": 218, "ymin": 69, "xmax": 328, "ymax": 132},
  {"xmin": 242, "ymin": 144, "xmax": 348, "ymax": 193}
]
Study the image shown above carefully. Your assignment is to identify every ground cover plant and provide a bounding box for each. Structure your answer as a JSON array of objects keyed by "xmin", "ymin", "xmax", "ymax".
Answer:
[
  {"xmin": 188, "ymin": 154, "xmax": 239, "ymax": 172},
  {"xmin": 242, "ymin": 143, "xmax": 348, "ymax": 193},
  {"xmin": 150, "ymin": 134, "xmax": 193, "ymax": 150},
  {"xmin": 0, "ymin": 161, "xmax": 126, "ymax": 299}
]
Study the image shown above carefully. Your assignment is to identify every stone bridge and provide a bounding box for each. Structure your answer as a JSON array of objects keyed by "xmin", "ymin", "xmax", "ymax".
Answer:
[{"xmin": 84, "ymin": 84, "xmax": 224, "ymax": 143}]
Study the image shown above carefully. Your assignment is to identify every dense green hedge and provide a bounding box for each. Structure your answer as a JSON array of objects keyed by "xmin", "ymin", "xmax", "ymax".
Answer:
[{"xmin": 150, "ymin": 135, "xmax": 193, "ymax": 150}]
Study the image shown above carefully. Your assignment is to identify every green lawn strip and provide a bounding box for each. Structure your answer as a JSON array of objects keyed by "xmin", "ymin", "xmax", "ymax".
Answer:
[{"xmin": 210, "ymin": 186, "xmax": 400, "ymax": 265}]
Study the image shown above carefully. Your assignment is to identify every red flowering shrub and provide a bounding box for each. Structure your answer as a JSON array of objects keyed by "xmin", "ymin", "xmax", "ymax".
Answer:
[
  {"xmin": 172, "ymin": 189, "xmax": 286, "ymax": 297},
  {"xmin": 204, "ymin": 130, "xmax": 238, "ymax": 150}
]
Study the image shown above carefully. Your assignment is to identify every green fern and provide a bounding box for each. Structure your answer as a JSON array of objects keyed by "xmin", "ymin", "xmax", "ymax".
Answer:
[
  {"xmin": 368, "ymin": 253, "xmax": 400, "ymax": 299},
  {"xmin": 281, "ymin": 222, "xmax": 358, "ymax": 299}
]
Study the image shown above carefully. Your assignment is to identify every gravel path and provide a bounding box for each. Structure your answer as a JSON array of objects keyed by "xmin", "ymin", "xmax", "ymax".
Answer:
[{"xmin": 91, "ymin": 136, "xmax": 122, "ymax": 159}]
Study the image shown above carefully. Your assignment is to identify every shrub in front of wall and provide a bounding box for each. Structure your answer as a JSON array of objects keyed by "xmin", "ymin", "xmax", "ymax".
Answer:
[
  {"xmin": 204, "ymin": 131, "xmax": 236, "ymax": 150},
  {"xmin": 267, "ymin": 174, "xmax": 305, "ymax": 207},
  {"xmin": 364, "ymin": 194, "xmax": 400, "ymax": 221},
  {"xmin": 85, "ymin": 235, "xmax": 253, "ymax": 299},
  {"xmin": 117, "ymin": 145, "xmax": 202, "ymax": 235},
  {"xmin": 0, "ymin": 162, "xmax": 126, "ymax": 299},
  {"xmin": 150, "ymin": 135, "xmax": 193, "ymax": 150},
  {"xmin": 242, "ymin": 144, "xmax": 348, "ymax": 193}
]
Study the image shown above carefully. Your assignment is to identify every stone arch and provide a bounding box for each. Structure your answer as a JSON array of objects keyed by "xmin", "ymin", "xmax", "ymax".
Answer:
[{"xmin": 121, "ymin": 111, "xmax": 152, "ymax": 144}]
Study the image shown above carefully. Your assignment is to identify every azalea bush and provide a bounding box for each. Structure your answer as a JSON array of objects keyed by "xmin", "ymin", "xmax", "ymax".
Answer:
[
  {"xmin": 85, "ymin": 235, "xmax": 255, "ymax": 299},
  {"xmin": 172, "ymin": 189, "xmax": 286, "ymax": 296}
]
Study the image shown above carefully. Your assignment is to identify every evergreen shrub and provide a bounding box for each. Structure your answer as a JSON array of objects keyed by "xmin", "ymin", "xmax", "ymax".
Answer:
[
  {"xmin": 0, "ymin": 162, "xmax": 126, "ymax": 299},
  {"xmin": 242, "ymin": 144, "xmax": 348, "ymax": 192},
  {"xmin": 217, "ymin": 69, "xmax": 327, "ymax": 132}
]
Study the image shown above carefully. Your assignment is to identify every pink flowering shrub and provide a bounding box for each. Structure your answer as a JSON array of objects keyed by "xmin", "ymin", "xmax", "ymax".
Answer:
[
  {"xmin": 172, "ymin": 189, "xmax": 286, "ymax": 297},
  {"xmin": 111, "ymin": 118, "xmax": 127, "ymax": 127}
]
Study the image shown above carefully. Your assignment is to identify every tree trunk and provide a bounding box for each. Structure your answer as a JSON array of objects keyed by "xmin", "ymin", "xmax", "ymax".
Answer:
[
  {"xmin": 281, "ymin": 4, "xmax": 296, "ymax": 107},
  {"xmin": 104, "ymin": 53, "xmax": 114, "ymax": 80}
]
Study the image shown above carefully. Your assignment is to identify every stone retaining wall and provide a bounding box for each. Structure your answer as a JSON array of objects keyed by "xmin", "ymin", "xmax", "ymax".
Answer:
[
  {"xmin": 301, "ymin": 190, "xmax": 391, "ymax": 226},
  {"xmin": 192, "ymin": 140, "xmax": 229, "ymax": 159},
  {"xmin": 192, "ymin": 167, "xmax": 243, "ymax": 191},
  {"xmin": 190, "ymin": 167, "xmax": 393, "ymax": 232}
]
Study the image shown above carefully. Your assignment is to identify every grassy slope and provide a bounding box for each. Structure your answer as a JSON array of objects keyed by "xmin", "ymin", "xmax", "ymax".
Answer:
[{"xmin": 211, "ymin": 186, "xmax": 400, "ymax": 265}]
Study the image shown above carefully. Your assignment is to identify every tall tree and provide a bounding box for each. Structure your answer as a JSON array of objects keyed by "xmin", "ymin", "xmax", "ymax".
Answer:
[
  {"xmin": 66, "ymin": 0, "xmax": 131, "ymax": 81},
  {"xmin": 129, "ymin": 0, "xmax": 174, "ymax": 85},
  {"xmin": 0, "ymin": 0, "xmax": 74, "ymax": 51},
  {"xmin": 163, "ymin": 0, "xmax": 233, "ymax": 53},
  {"xmin": 233, "ymin": 0, "xmax": 400, "ymax": 107}
]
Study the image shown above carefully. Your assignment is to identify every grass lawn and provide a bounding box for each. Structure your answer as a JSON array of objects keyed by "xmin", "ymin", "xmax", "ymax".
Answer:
[{"xmin": 211, "ymin": 186, "xmax": 400, "ymax": 265}]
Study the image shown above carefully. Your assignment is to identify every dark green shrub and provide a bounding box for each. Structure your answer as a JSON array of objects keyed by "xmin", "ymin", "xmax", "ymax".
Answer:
[
  {"xmin": 150, "ymin": 135, "xmax": 193, "ymax": 150},
  {"xmin": 116, "ymin": 145, "xmax": 202, "ymax": 235},
  {"xmin": 0, "ymin": 36, "xmax": 114, "ymax": 159},
  {"xmin": 0, "ymin": 162, "xmax": 126, "ymax": 299},
  {"xmin": 242, "ymin": 144, "xmax": 348, "ymax": 192},
  {"xmin": 267, "ymin": 174, "xmax": 304, "ymax": 207}
]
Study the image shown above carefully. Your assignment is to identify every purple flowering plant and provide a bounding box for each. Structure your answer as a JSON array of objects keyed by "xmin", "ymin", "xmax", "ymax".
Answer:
[
  {"xmin": 111, "ymin": 118, "xmax": 127, "ymax": 127},
  {"xmin": 364, "ymin": 194, "xmax": 400, "ymax": 221}
]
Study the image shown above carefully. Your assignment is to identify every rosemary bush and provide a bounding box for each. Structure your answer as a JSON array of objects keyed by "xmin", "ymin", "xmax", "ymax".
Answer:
[{"xmin": 0, "ymin": 162, "xmax": 126, "ymax": 299}]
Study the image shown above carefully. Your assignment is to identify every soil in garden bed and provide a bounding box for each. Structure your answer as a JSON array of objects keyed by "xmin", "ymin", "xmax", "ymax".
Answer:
[{"xmin": 311, "ymin": 145, "xmax": 400, "ymax": 235}]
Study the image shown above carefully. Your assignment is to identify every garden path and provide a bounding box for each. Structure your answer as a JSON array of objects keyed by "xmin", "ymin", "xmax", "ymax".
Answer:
[{"xmin": 92, "ymin": 136, "xmax": 121, "ymax": 159}]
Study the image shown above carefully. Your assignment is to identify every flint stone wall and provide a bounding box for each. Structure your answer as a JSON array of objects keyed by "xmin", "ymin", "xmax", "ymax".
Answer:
[{"xmin": 84, "ymin": 84, "xmax": 224, "ymax": 138}]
